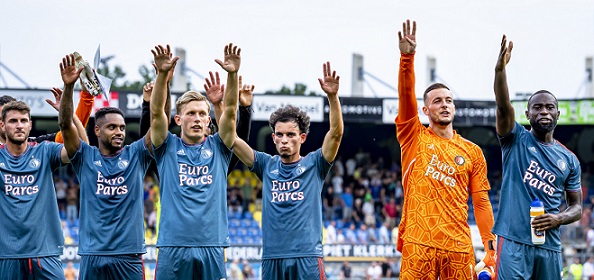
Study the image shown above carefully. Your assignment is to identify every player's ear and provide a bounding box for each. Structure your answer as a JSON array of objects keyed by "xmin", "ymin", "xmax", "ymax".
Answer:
[
  {"xmin": 94, "ymin": 125, "xmax": 100, "ymax": 137},
  {"xmin": 422, "ymin": 106, "xmax": 429, "ymax": 116},
  {"xmin": 174, "ymin": 115, "xmax": 182, "ymax": 126},
  {"xmin": 300, "ymin": 133, "xmax": 306, "ymax": 143}
]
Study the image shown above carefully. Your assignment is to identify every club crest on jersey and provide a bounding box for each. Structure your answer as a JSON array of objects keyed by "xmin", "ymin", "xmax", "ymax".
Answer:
[
  {"xmin": 296, "ymin": 166, "xmax": 306, "ymax": 174},
  {"xmin": 557, "ymin": 159, "xmax": 567, "ymax": 171},
  {"xmin": 201, "ymin": 149, "xmax": 213, "ymax": 159},
  {"xmin": 117, "ymin": 159, "xmax": 129, "ymax": 169},
  {"xmin": 454, "ymin": 156, "xmax": 465, "ymax": 166},
  {"xmin": 29, "ymin": 158, "xmax": 41, "ymax": 168}
]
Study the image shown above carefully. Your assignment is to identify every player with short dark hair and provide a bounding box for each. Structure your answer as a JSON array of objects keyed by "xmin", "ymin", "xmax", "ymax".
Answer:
[
  {"xmin": 394, "ymin": 20, "xmax": 496, "ymax": 279},
  {"xmin": 0, "ymin": 100, "xmax": 70, "ymax": 279},
  {"xmin": 230, "ymin": 61, "xmax": 343, "ymax": 280},
  {"xmin": 58, "ymin": 53, "xmax": 153, "ymax": 280},
  {"xmin": 492, "ymin": 35, "xmax": 582, "ymax": 279}
]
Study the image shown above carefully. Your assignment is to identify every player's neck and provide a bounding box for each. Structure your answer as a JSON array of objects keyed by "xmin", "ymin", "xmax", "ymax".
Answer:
[
  {"xmin": 530, "ymin": 129, "xmax": 555, "ymax": 143},
  {"xmin": 181, "ymin": 133, "xmax": 205, "ymax": 145},
  {"xmin": 6, "ymin": 140, "xmax": 28, "ymax": 156},
  {"xmin": 428, "ymin": 123, "xmax": 454, "ymax": 139},
  {"xmin": 98, "ymin": 144, "xmax": 120, "ymax": 156},
  {"xmin": 280, "ymin": 154, "xmax": 301, "ymax": 164}
]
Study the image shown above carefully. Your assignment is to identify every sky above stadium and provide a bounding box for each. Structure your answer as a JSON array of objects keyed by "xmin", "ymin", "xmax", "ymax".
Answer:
[{"xmin": 0, "ymin": 0, "xmax": 593, "ymax": 100}]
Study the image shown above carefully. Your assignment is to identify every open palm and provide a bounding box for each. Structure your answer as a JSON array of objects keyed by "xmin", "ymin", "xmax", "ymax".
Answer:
[
  {"xmin": 318, "ymin": 62, "xmax": 340, "ymax": 96},
  {"xmin": 60, "ymin": 54, "xmax": 81, "ymax": 85},
  {"xmin": 215, "ymin": 43, "xmax": 241, "ymax": 73}
]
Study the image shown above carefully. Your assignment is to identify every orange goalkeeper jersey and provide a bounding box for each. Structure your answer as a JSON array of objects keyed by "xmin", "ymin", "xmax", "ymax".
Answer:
[{"xmin": 395, "ymin": 53, "xmax": 491, "ymax": 254}]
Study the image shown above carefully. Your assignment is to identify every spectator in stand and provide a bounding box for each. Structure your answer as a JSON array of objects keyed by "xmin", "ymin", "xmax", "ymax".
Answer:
[
  {"xmin": 341, "ymin": 186, "xmax": 354, "ymax": 224},
  {"xmin": 323, "ymin": 185, "xmax": 336, "ymax": 221},
  {"xmin": 66, "ymin": 184, "xmax": 78, "ymax": 223},
  {"xmin": 331, "ymin": 171, "xmax": 344, "ymax": 196},
  {"xmin": 340, "ymin": 261, "xmax": 352, "ymax": 280},
  {"xmin": 352, "ymin": 198, "xmax": 365, "ymax": 226},
  {"xmin": 55, "ymin": 176, "xmax": 68, "ymax": 210},
  {"xmin": 381, "ymin": 260, "xmax": 392, "ymax": 278},
  {"xmin": 362, "ymin": 196, "xmax": 376, "ymax": 228},
  {"xmin": 334, "ymin": 155, "xmax": 345, "ymax": 177},
  {"xmin": 586, "ymin": 226, "xmax": 594, "ymax": 254},
  {"xmin": 582, "ymin": 207, "xmax": 592, "ymax": 229},
  {"xmin": 569, "ymin": 258, "xmax": 583, "ymax": 280},
  {"xmin": 336, "ymin": 228, "xmax": 346, "ymax": 244},
  {"xmin": 228, "ymin": 187, "xmax": 244, "ymax": 217},
  {"xmin": 582, "ymin": 256, "xmax": 594, "ymax": 280},
  {"xmin": 345, "ymin": 157, "xmax": 357, "ymax": 180},
  {"xmin": 325, "ymin": 220, "xmax": 337, "ymax": 244},
  {"xmin": 64, "ymin": 261, "xmax": 78, "ymax": 280},
  {"xmin": 357, "ymin": 224, "xmax": 370, "ymax": 244},
  {"xmin": 366, "ymin": 261, "xmax": 382, "ymax": 280},
  {"xmin": 345, "ymin": 224, "xmax": 357, "ymax": 244},
  {"xmin": 229, "ymin": 258, "xmax": 244, "ymax": 280},
  {"xmin": 378, "ymin": 221, "xmax": 391, "ymax": 244},
  {"xmin": 367, "ymin": 223, "xmax": 378, "ymax": 244},
  {"xmin": 241, "ymin": 259, "xmax": 255, "ymax": 280},
  {"xmin": 383, "ymin": 197, "xmax": 398, "ymax": 229}
]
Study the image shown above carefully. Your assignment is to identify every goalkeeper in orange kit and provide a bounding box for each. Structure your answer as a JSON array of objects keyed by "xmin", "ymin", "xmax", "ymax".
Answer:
[{"xmin": 394, "ymin": 19, "xmax": 496, "ymax": 279}]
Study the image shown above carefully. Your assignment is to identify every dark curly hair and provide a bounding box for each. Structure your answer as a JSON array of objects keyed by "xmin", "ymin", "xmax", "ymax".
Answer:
[
  {"xmin": 0, "ymin": 95, "xmax": 17, "ymax": 106},
  {"xmin": 269, "ymin": 105, "xmax": 310, "ymax": 135}
]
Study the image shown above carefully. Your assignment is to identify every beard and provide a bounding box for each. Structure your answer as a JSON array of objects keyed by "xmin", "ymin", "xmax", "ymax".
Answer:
[
  {"xmin": 6, "ymin": 131, "xmax": 28, "ymax": 145},
  {"xmin": 530, "ymin": 118, "xmax": 557, "ymax": 134},
  {"xmin": 100, "ymin": 137, "xmax": 123, "ymax": 153}
]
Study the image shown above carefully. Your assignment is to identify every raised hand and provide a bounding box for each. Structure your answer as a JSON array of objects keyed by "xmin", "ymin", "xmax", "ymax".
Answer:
[
  {"xmin": 495, "ymin": 35, "xmax": 513, "ymax": 72},
  {"xmin": 215, "ymin": 43, "xmax": 241, "ymax": 73},
  {"xmin": 204, "ymin": 71, "xmax": 224, "ymax": 105},
  {"xmin": 143, "ymin": 81, "xmax": 155, "ymax": 102},
  {"xmin": 60, "ymin": 54, "xmax": 83, "ymax": 86},
  {"xmin": 47, "ymin": 87, "xmax": 63, "ymax": 111},
  {"xmin": 151, "ymin": 45, "xmax": 179, "ymax": 74},
  {"xmin": 238, "ymin": 75, "xmax": 254, "ymax": 107},
  {"xmin": 398, "ymin": 19, "xmax": 417, "ymax": 54},
  {"xmin": 318, "ymin": 61, "xmax": 340, "ymax": 96}
]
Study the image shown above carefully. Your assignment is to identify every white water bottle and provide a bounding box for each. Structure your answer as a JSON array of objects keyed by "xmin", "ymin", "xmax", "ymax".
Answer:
[
  {"xmin": 530, "ymin": 198, "xmax": 545, "ymax": 245},
  {"xmin": 475, "ymin": 261, "xmax": 494, "ymax": 280}
]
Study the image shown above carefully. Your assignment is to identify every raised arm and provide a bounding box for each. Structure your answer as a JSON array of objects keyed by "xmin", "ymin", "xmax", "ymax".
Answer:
[
  {"xmin": 237, "ymin": 77, "xmax": 254, "ymax": 143},
  {"xmin": 494, "ymin": 35, "xmax": 516, "ymax": 136},
  {"xmin": 319, "ymin": 61, "xmax": 343, "ymax": 162},
  {"xmin": 204, "ymin": 71, "xmax": 224, "ymax": 127},
  {"xmin": 139, "ymin": 81, "xmax": 155, "ymax": 137},
  {"xmin": 150, "ymin": 45, "xmax": 179, "ymax": 147},
  {"xmin": 58, "ymin": 54, "xmax": 83, "ymax": 160},
  {"xmin": 46, "ymin": 87, "xmax": 89, "ymax": 144},
  {"xmin": 396, "ymin": 19, "xmax": 418, "ymax": 122},
  {"xmin": 214, "ymin": 43, "xmax": 241, "ymax": 148}
]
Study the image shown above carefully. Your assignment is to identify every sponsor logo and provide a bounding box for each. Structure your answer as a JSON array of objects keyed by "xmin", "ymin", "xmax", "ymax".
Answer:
[
  {"xmin": 93, "ymin": 160, "xmax": 102, "ymax": 167},
  {"xmin": 177, "ymin": 149, "xmax": 186, "ymax": 155}
]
